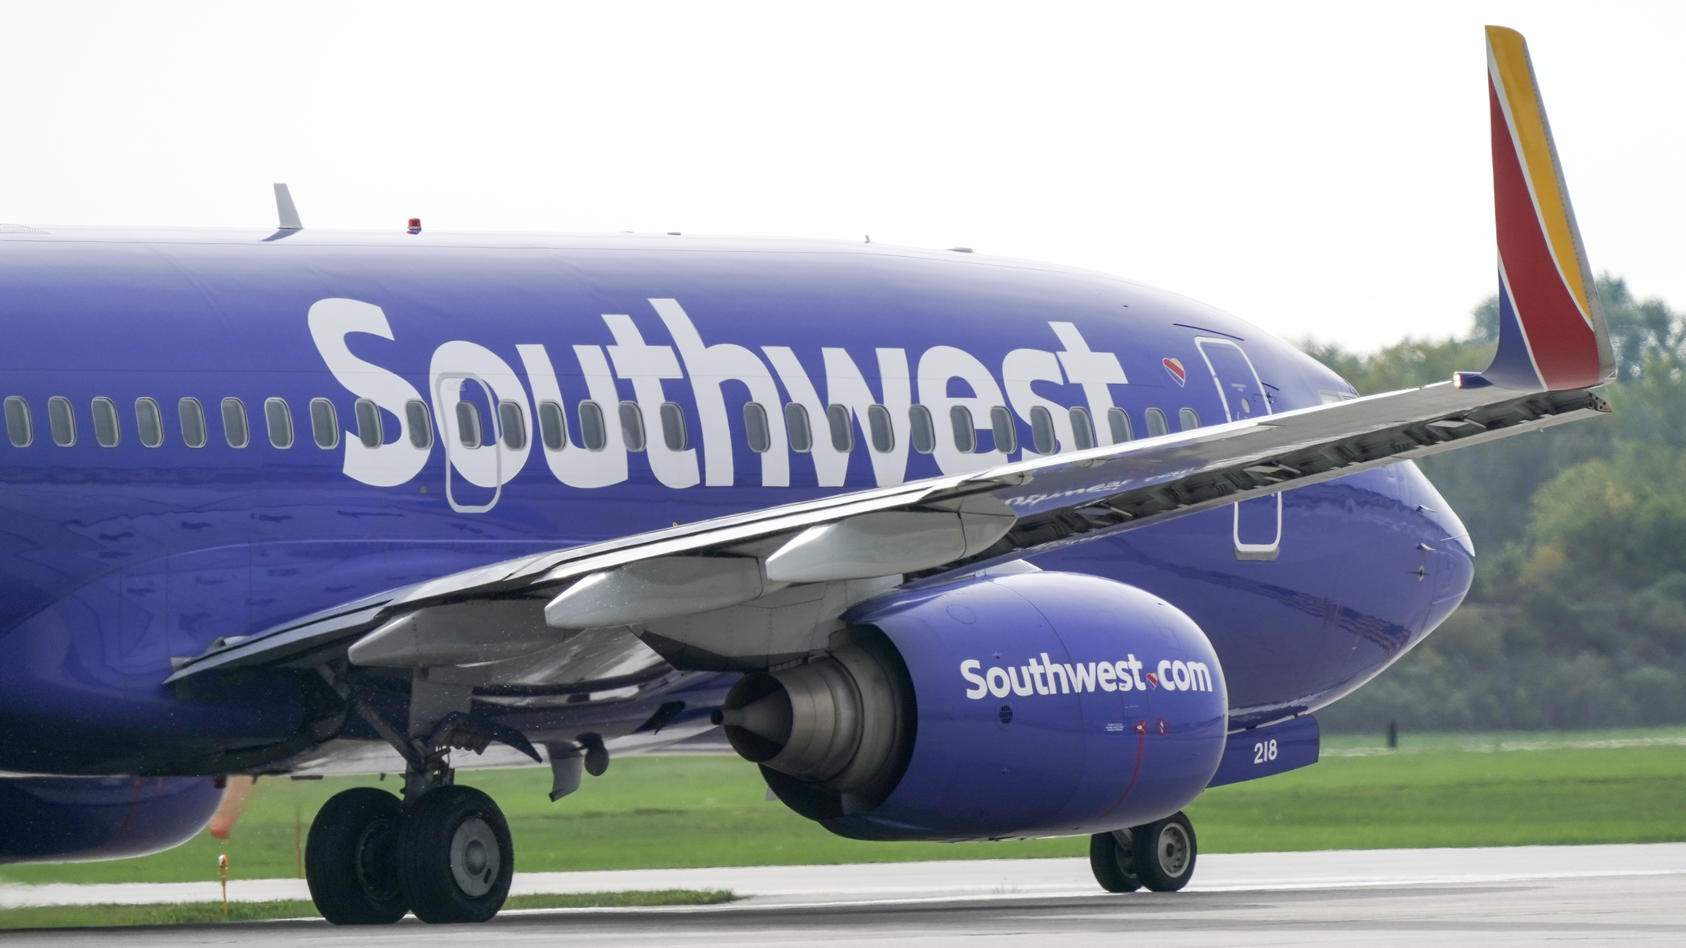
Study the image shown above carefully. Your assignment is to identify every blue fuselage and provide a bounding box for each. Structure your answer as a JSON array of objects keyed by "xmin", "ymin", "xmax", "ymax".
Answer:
[{"xmin": 0, "ymin": 229, "xmax": 1473, "ymax": 776}]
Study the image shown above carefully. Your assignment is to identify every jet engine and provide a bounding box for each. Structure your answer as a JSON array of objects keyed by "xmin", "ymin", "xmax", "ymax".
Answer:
[
  {"xmin": 715, "ymin": 572, "xmax": 1228, "ymax": 841},
  {"xmin": 0, "ymin": 776, "xmax": 225, "ymax": 863}
]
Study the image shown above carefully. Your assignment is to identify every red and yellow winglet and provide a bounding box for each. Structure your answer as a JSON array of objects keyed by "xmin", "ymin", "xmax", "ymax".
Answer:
[{"xmin": 1471, "ymin": 26, "xmax": 1615, "ymax": 392}]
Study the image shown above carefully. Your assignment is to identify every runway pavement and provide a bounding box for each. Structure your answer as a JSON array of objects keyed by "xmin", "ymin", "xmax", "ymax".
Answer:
[{"xmin": 4, "ymin": 843, "xmax": 1684, "ymax": 945}]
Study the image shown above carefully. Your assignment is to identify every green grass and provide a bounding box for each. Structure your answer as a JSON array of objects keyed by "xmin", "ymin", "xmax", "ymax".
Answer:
[
  {"xmin": 0, "ymin": 890, "xmax": 737, "ymax": 930},
  {"xmin": 1320, "ymin": 725, "xmax": 1686, "ymax": 754},
  {"xmin": 1190, "ymin": 742, "xmax": 1686, "ymax": 851},
  {"xmin": 2, "ymin": 727, "xmax": 1682, "ymax": 887}
]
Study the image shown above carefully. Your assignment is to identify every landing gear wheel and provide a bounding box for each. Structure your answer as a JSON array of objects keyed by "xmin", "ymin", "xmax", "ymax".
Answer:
[
  {"xmin": 1131, "ymin": 810, "xmax": 1196, "ymax": 892},
  {"xmin": 305, "ymin": 787, "xmax": 408, "ymax": 925},
  {"xmin": 397, "ymin": 785, "xmax": 514, "ymax": 923},
  {"xmin": 1088, "ymin": 830, "xmax": 1142, "ymax": 893}
]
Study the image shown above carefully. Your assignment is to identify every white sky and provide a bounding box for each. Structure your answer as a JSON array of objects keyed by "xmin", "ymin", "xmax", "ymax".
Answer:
[{"xmin": 2, "ymin": 0, "xmax": 1680, "ymax": 352}]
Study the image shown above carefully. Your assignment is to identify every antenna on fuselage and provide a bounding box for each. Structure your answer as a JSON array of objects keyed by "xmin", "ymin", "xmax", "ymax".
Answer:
[
  {"xmin": 264, "ymin": 183, "xmax": 304, "ymax": 242},
  {"xmin": 273, "ymin": 183, "xmax": 302, "ymax": 231}
]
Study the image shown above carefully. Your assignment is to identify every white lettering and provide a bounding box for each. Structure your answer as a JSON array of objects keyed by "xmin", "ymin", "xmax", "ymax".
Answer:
[
  {"xmin": 313, "ymin": 296, "xmax": 1146, "ymax": 502},
  {"xmin": 763, "ymin": 346, "xmax": 846, "ymax": 487},
  {"xmin": 823, "ymin": 347, "xmax": 912, "ymax": 486},
  {"xmin": 1050, "ymin": 322, "xmax": 1128, "ymax": 442},
  {"xmin": 1042, "ymin": 651, "xmax": 1069, "ymax": 694},
  {"xmin": 1003, "ymin": 347, "xmax": 1074, "ymax": 456},
  {"xmin": 307, "ymin": 298, "xmax": 430, "ymax": 487},
  {"xmin": 1006, "ymin": 666, "xmax": 1034, "ymax": 697},
  {"xmin": 603, "ymin": 314, "xmax": 700, "ymax": 489},
  {"xmin": 429, "ymin": 341, "xmax": 532, "ymax": 488},
  {"xmin": 1155, "ymin": 658, "xmax": 1214, "ymax": 692},
  {"xmin": 917, "ymin": 345, "xmax": 1006, "ymax": 474},
  {"xmin": 961, "ymin": 652, "xmax": 1213, "ymax": 698},
  {"xmin": 653, "ymin": 298, "xmax": 788, "ymax": 487},
  {"xmin": 515, "ymin": 343, "xmax": 628, "ymax": 489}
]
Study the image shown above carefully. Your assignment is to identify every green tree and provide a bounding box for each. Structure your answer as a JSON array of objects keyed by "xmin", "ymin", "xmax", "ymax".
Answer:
[{"xmin": 1310, "ymin": 274, "xmax": 1686, "ymax": 731}]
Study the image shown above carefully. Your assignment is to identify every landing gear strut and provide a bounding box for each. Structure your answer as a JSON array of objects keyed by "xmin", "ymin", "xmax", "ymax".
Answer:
[
  {"xmin": 305, "ymin": 668, "xmax": 525, "ymax": 924},
  {"xmin": 1089, "ymin": 810, "xmax": 1197, "ymax": 893}
]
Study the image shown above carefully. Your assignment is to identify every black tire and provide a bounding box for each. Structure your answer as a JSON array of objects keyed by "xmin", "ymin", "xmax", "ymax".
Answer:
[
  {"xmin": 1088, "ymin": 831, "xmax": 1142, "ymax": 893},
  {"xmin": 1131, "ymin": 811, "xmax": 1197, "ymax": 892},
  {"xmin": 397, "ymin": 785, "xmax": 514, "ymax": 924},
  {"xmin": 305, "ymin": 787, "xmax": 408, "ymax": 925}
]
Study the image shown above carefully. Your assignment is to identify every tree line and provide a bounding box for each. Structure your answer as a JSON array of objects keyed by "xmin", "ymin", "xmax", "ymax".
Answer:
[{"xmin": 1307, "ymin": 275, "xmax": 1686, "ymax": 731}]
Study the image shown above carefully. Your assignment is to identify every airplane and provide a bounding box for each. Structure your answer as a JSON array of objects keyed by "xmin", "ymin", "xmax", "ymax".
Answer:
[{"xmin": 0, "ymin": 26, "xmax": 1614, "ymax": 923}]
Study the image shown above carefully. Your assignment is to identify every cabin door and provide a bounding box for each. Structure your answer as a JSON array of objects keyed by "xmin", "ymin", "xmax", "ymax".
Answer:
[
  {"xmin": 435, "ymin": 373, "xmax": 502, "ymax": 514},
  {"xmin": 1195, "ymin": 338, "xmax": 1281, "ymax": 560}
]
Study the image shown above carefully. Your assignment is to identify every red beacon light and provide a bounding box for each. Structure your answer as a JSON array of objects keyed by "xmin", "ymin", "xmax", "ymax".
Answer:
[{"xmin": 407, "ymin": 218, "xmax": 422, "ymax": 235}]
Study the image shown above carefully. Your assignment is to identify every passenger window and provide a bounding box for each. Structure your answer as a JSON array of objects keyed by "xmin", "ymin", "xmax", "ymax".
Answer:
[
  {"xmin": 826, "ymin": 404, "xmax": 853, "ymax": 452},
  {"xmin": 579, "ymin": 401, "xmax": 607, "ymax": 451},
  {"xmin": 499, "ymin": 400, "xmax": 527, "ymax": 450},
  {"xmin": 785, "ymin": 403, "xmax": 813, "ymax": 453},
  {"xmin": 179, "ymin": 397, "xmax": 207, "ymax": 448},
  {"xmin": 135, "ymin": 397, "xmax": 163, "ymax": 448},
  {"xmin": 91, "ymin": 397, "xmax": 120, "ymax": 447},
  {"xmin": 744, "ymin": 402, "xmax": 771, "ymax": 453},
  {"xmin": 949, "ymin": 405, "xmax": 976, "ymax": 453},
  {"xmin": 538, "ymin": 400, "xmax": 567, "ymax": 451},
  {"xmin": 661, "ymin": 402, "xmax": 688, "ymax": 451},
  {"xmin": 48, "ymin": 396, "xmax": 76, "ymax": 447},
  {"xmin": 265, "ymin": 397, "xmax": 293, "ymax": 449},
  {"xmin": 1029, "ymin": 406, "xmax": 1056, "ymax": 454},
  {"xmin": 1145, "ymin": 407, "xmax": 1169, "ymax": 438},
  {"xmin": 909, "ymin": 405, "xmax": 935, "ymax": 455},
  {"xmin": 405, "ymin": 399, "xmax": 433, "ymax": 449},
  {"xmin": 619, "ymin": 401, "xmax": 645, "ymax": 452},
  {"xmin": 221, "ymin": 397, "xmax": 250, "ymax": 448},
  {"xmin": 989, "ymin": 405, "xmax": 1016, "ymax": 454},
  {"xmin": 1178, "ymin": 407, "xmax": 1201, "ymax": 431},
  {"xmin": 3, "ymin": 396, "xmax": 30, "ymax": 447},
  {"xmin": 1107, "ymin": 407, "xmax": 1133, "ymax": 443},
  {"xmin": 455, "ymin": 401, "xmax": 483, "ymax": 449},
  {"xmin": 310, "ymin": 398, "xmax": 340, "ymax": 449},
  {"xmin": 1070, "ymin": 406, "xmax": 1096, "ymax": 450},
  {"xmin": 354, "ymin": 398, "xmax": 383, "ymax": 449},
  {"xmin": 867, "ymin": 404, "xmax": 894, "ymax": 453}
]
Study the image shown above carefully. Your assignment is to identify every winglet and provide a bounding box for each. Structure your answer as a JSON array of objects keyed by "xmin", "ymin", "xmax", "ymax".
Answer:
[
  {"xmin": 273, "ymin": 182, "xmax": 303, "ymax": 231},
  {"xmin": 1472, "ymin": 26, "xmax": 1614, "ymax": 392}
]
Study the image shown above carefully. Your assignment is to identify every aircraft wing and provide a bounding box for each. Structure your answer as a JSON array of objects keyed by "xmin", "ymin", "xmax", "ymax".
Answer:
[
  {"xmin": 166, "ymin": 24, "xmax": 1612, "ymax": 683},
  {"xmin": 168, "ymin": 383, "xmax": 1605, "ymax": 682}
]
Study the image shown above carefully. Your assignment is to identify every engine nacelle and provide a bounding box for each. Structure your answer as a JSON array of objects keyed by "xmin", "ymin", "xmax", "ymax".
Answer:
[
  {"xmin": 717, "ymin": 572, "xmax": 1228, "ymax": 840},
  {"xmin": 0, "ymin": 776, "xmax": 224, "ymax": 864}
]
